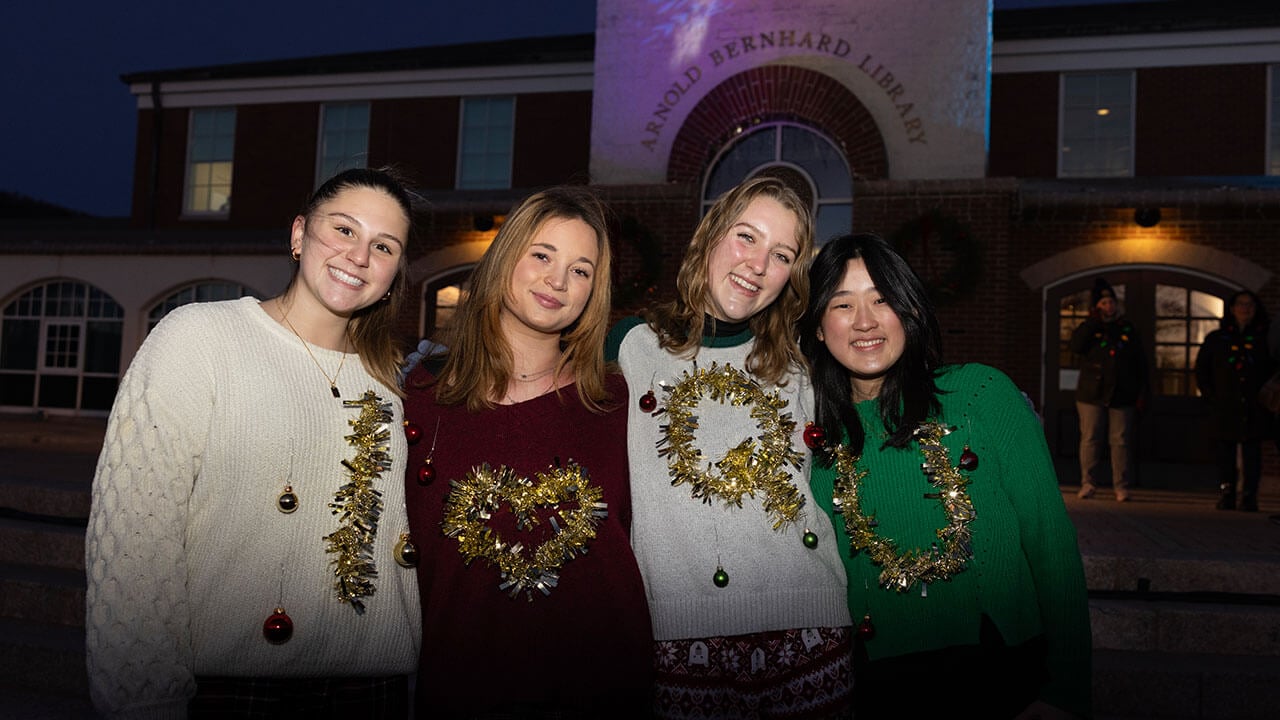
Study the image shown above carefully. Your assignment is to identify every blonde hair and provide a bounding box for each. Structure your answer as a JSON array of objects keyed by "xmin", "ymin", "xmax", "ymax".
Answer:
[
  {"xmin": 646, "ymin": 175, "xmax": 814, "ymax": 386},
  {"xmin": 436, "ymin": 186, "xmax": 615, "ymax": 412}
]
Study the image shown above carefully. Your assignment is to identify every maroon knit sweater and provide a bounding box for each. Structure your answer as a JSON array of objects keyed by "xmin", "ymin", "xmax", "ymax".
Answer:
[{"xmin": 403, "ymin": 367, "xmax": 653, "ymax": 717}]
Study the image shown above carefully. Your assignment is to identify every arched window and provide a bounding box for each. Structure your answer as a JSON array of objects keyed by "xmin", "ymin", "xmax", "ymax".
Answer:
[
  {"xmin": 0, "ymin": 280, "xmax": 123, "ymax": 413},
  {"xmin": 703, "ymin": 123, "xmax": 853, "ymax": 245},
  {"xmin": 147, "ymin": 282, "xmax": 255, "ymax": 332}
]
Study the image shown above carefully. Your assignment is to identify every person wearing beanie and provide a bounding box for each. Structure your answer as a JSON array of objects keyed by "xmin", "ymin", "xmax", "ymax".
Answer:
[{"xmin": 1069, "ymin": 277, "xmax": 1150, "ymax": 502}]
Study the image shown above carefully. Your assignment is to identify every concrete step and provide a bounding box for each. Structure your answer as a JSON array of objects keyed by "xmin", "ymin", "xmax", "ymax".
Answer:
[
  {"xmin": 0, "ymin": 687, "xmax": 99, "ymax": 720},
  {"xmin": 0, "ymin": 516, "xmax": 85, "ymax": 572},
  {"xmin": 0, "ymin": 563, "xmax": 85, "ymax": 627},
  {"xmin": 1085, "ymin": 554, "xmax": 1280, "ymax": 596},
  {"xmin": 0, "ymin": 618, "xmax": 89, "ymax": 698},
  {"xmin": 1093, "ymin": 648, "xmax": 1280, "ymax": 720},
  {"xmin": 0, "ymin": 476, "xmax": 91, "ymax": 519},
  {"xmin": 1090, "ymin": 598, "xmax": 1280, "ymax": 656}
]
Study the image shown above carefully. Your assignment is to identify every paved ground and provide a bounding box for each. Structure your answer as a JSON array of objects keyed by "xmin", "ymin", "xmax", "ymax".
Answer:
[{"xmin": 1, "ymin": 413, "xmax": 1277, "ymax": 720}]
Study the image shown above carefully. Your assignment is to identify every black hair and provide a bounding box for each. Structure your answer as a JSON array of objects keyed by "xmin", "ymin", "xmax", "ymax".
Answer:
[
  {"xmin": 799, "ymin": 232, "xmax": 944, "ymax": 455},
  {"xmin": 1221, "ymin": 289, "xmax": 1269, "ymax": 334}
]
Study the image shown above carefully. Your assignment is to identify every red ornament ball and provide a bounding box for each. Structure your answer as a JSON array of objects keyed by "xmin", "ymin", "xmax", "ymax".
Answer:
[
  {"xmin": 417, "ymin": 458, "xmax": 436, "ymax": 486},
  {"xmin": 403, "ymin": 422, "xmax": 423, "ymax": 445},
  {"xmin": 639, "ymin": 390, "xmax": 657, "ymax": 413},
  {"xmin": 857, "ymin": 614, "xmax": 876, "ymax": 641},
  {"xmin": 263, "ymin": 608, "xmax": 293, "ymax": 645},
  {"xmin": 959, "ymin": 447, "xmax": 979, "ymax": 472},
  {"xmin": 803, "ymin": 423, "xmax": 826, "ymax": 449}
]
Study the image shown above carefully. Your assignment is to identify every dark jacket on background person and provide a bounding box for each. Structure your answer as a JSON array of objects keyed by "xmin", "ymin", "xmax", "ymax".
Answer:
[
  {"xmin": 1195, "ymin": 318, "xmax": 1275, "ymax": 441},
  {"xmin": 1070, "ymin": 313, "xmax": 1148, "ymax": 407}
]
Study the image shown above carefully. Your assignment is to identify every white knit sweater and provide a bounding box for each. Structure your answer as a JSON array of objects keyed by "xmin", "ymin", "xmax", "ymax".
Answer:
[
  {"xmin": 613, "ymin": 320, "xmax": 851, "ymax": 640},
  {"xmin": 85, "ymin": 297, "xmax": 420, "ymax": 720}
]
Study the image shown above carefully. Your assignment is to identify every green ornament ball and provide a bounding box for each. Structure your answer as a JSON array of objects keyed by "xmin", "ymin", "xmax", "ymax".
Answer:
[
  {"xmin": 713, "ymin": 568, "xmax": 730, "ymax": 588},
  {"xmin": 803, "ymin": 531, "xmax": 818, "ymax": 549}
]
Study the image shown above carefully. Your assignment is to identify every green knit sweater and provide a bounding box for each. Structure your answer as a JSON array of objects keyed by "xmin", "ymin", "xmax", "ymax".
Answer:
[{"xmin": 810, "ymin": 363, "xmax": 1091, "ymax": 717}]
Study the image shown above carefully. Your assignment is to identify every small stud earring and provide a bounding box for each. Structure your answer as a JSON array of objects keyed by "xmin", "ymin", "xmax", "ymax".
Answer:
[{"xmin": 291, "ymin": 249, "xmax": 300, "ymax": 261}]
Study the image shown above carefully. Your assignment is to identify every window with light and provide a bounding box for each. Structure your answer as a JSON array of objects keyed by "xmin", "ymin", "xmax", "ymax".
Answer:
[
  {"xmin": 184, "ymin": 107, "xmax": 236, "ymax": 215},
  {"xmin": 1060, "ymin": 72, "xmax": 1134, "ymax": 178}
]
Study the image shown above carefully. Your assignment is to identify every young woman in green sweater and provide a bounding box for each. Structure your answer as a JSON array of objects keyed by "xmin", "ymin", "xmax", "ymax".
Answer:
[{"xmin": 800, "ymin": 233, "xmax": 1092, "ymax": 719}]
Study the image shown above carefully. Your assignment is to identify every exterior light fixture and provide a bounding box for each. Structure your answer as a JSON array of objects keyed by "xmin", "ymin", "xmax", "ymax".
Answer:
[{"xmin": 1134, "ymin": 207, "xmax": 1161, "ymax": 228}]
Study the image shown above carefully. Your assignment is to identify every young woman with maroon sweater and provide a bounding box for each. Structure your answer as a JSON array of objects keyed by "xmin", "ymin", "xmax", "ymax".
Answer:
[{"xmin": 401, "ymin": 186, "xmax": 652, "ymax": 718}]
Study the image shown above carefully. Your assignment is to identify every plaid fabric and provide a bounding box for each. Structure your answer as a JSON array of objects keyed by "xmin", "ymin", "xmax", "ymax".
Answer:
[
  {"xmin": 652, "ymin": 627, "xmax": 853, "ymax": 720},
  {"xmin": 190, "ymin": 674, "xmax": 409, "ymax": 719}
]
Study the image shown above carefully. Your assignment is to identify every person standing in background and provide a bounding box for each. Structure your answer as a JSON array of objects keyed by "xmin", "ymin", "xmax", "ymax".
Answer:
[
  {"xmin": 1070, "ymin": 277, "xmax": 1149, "ymax": 502},
  {"xmin": 1194, "ymin": 290, "xmax": 1274, "ymax": 512}
]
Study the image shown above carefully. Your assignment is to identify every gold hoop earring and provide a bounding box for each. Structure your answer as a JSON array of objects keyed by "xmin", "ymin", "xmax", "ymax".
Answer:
[{"xmin": 291, "ymin": 249, "xmax": 300, "ymax": 261}]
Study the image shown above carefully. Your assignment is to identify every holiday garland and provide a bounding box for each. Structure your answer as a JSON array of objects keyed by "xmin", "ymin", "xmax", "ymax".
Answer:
[
  {"xmin": 613, "ymin": 215, "xmax": 664, "ymax": 308},
  {"xmin": 890, "ymin": 209, "xmax": 983, "ymax": 306},
  {"xmin": 442, "ymin": 461, "xmax": 607, "ymax": 601},
  {"xmin": 657, "ymin": 362, "xmax": 806, "ymax": 530},
  {"xmin": 829, "ymin": 421, "xmax": 976, "ymax": 592},
  {"xmin": 324, "ymin": 391, "xmax": 394, "ymax": 614}
]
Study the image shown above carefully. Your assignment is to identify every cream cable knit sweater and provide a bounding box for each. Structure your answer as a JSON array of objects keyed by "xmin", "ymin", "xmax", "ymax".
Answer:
[{"xmin": 85, "ymin": 297, "xmax": 420, "ymax": 720}]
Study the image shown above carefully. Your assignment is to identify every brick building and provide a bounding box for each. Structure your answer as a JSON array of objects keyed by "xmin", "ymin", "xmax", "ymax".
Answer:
[{"xmin": 2, "ymin": 0, "xmax": 1279, "ymax": 471}]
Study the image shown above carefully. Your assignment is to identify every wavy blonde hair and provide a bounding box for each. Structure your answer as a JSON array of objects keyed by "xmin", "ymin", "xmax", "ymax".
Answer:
[
  {"xmin": 646, "ymin": 175, "xmax": 814, "ymax": 386},
  {"xmin": 436, "ymin": 186, "xmax": 614, "ymax": 412}
]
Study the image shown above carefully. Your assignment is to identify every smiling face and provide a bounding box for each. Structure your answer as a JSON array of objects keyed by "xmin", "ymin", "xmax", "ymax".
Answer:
[
  {"xmin": 501, "ymin": 216, "xmax": 599, "ymax": 338},
  {"xmin": 817, "ymin": 257, "xmax": 906, "ymax": 401},
  {"xmin": 703, "ymin": 196, "xmax": 800, "ymax": 323},
  {"xmin": 290, "ymin": 185, "xmax": 408, "ymax": 320}
]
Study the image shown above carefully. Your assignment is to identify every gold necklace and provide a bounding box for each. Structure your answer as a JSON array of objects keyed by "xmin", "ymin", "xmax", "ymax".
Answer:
[
  {"xmin": 503, "ymin": 376, "xmax": 556, "ymax": 405},
  {"xmin": 829, "ymin": 421, "xmax": 976, "ymax": 594},
  {"xmin": 280, "ymin": 305, "xmax": 349, "ymax": 399},
  {"xmin": 513, "ymin": 366, "xmax": 557, "ymax": 383}
]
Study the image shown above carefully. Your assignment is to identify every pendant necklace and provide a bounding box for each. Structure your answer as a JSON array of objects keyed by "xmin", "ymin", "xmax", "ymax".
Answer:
[
  {"xmin": 504, "ymin": 375, "xmax": 557, "ymax": 405},
  {"xmin": 514, "ymin": 364, "xmax": 557, "ymax": 382},
  {"xmin": 280, "ymin": 304, "xmax": 349, "ymax": 399}
]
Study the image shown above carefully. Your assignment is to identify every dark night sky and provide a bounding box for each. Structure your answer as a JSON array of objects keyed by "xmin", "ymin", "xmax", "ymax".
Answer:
[{"xmin": 3, "ymin": 0, "xmax": 1129, "ymax": 218}]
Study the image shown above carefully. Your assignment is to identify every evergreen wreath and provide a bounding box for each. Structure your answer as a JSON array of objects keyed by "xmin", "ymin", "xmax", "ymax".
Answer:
[
  {"xmin": 613, "ymin": 215, "xmax": 663, "ymax": 307},
  {"xmin": 890, "ymin": 209, "xmax": 983, "ymax": 306}
]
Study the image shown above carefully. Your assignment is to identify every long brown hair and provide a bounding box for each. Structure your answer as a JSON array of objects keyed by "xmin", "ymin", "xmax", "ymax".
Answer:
[
  {"xmin": 284, "ymin": 166, "xmax": 419, "ymax": 396},
  {"xmin": 646, "ymin": 175, "xmax": 814, "ymax": 386},
  {"xmin": 436, "ymin": 186, "xmax": 615, "ymax": 412}
]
